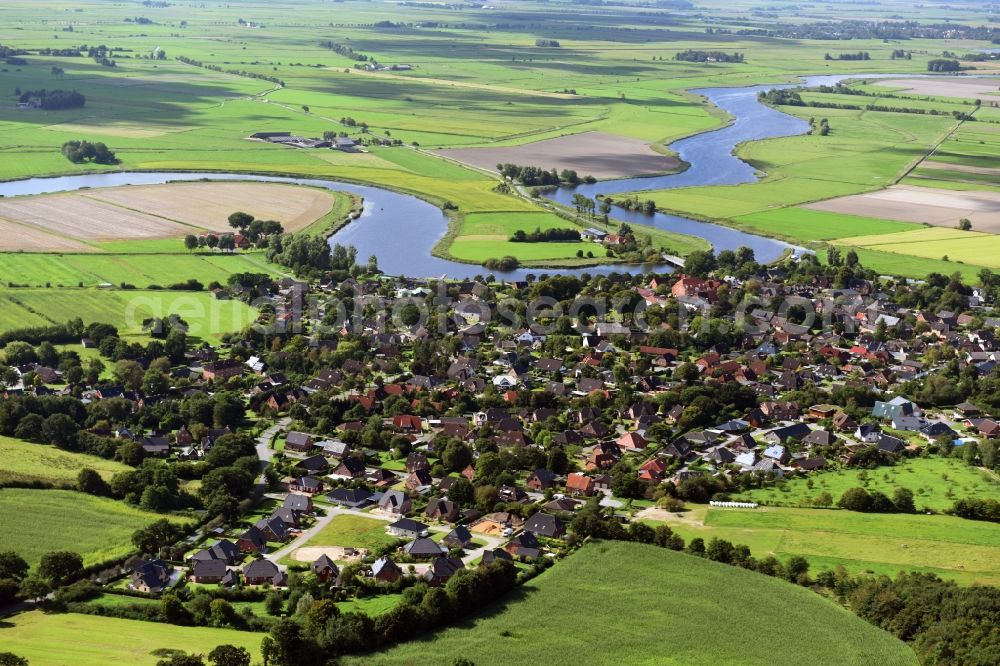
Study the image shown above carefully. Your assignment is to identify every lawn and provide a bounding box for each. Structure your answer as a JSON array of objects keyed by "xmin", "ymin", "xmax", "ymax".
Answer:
[
  {"xmin": 735, "ymin": 457, "xmax": 1000, "ymax": 511},
  {"xmin": 651, "ymin": 504, "xmax": 1000, "ymax": 586},
  {"xmin": 0, "ymin": 435, "xmax": 133, "ymax": 486},
  {"xmin": 0, "ymin": 488, "xmax": 188, "ymax": 567},
  {"xmin": 0, "ymin": 611, "xmax": 261, "ymax": 666},
  {"xmin": 347, "ymin": 541, "xmax": 916, "ymax": 666},
  {"xmin": 306, "ymin": 514, "xmax": 397, "ymax": 551},
  {"xmin": 0, "ymin": 289, "xmax": 258, "ymax": 345}
]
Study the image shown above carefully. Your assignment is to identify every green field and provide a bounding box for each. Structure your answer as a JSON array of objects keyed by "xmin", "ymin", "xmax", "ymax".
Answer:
[
  {"xmin": 0, "ymin": 488, "xmax": 188, "ymax": 567},
  {"xmin": 834, "ymin": 227, "xmax": 1000, "ymax": 269},
  {"xmin": 349, "ymin": 541, "xmax": 916, "ymax": 666},
  {"xmin": 732, "ymin": 208, "xmax": 922, "ymax": 243},
  {"xmin": 0, "ymin": 289, "xmax": 257, "ymax": 344},
  {"xmin": 0, "ymin": 436, "xmax": 133, "ymax": 486},
  {"xmin": 651, "ymin": 504, "xmax": 1000, "ymax": 586},
  {"xmin": 735, "ymin": 457, "xmax": 1000, "ymax": 511},
  {"xmin": 0, "ymin": 611, "xmax": 261, "ymax": 666},
  {"xmin": 306, "ymin": 514, "xmax": 397, "ymax": 551}
]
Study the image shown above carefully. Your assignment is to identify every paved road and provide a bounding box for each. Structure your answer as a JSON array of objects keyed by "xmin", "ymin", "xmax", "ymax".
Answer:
[{"xmin": 254, "ymin": 417, "xmax": 291, "ymax": 494}]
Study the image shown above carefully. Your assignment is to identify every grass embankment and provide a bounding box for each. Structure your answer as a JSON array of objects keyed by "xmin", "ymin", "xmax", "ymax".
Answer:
[
  {"xmin": 0, "ymin": 436, "xmax": 132, "ymax": 487},
  {"xmin": 0, "ymin": 612, "xmax": 261, "ymax": 666},
  {"xmin": 349, "ymin": 541, "xmax": 916, "ymax": 666},
  {"xmin": 0, "ymin": 488, "xmax": 188, "ymax": 567}
]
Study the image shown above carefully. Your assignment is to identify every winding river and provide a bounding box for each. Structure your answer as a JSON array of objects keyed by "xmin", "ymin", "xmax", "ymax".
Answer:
[{"xmin": 0, "ymin": 74, "xmax": 898, "ymax": 279}]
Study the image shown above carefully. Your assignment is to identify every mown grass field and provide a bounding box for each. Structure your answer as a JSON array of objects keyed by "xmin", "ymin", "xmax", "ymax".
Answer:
[
  {"xmin": 348, "ymin": 541, "xmax": 916, "ymax": 666},
  {"xmin": 652, "ymin": 504, "xmax": 1000, "ymax": 586},
  {"xmin": 0, "ymin": 611, "xmax": 261, "ymax": 666},
  {"xmin": 0, "ymin": 289, "xmax": 258, "ymax": 344},
  {"xmin": 0, "ymin": 488, "xmax": 187, "ymax": 567},
  {"xmin": 306, "ymin": 514, "xmax": 397, "ymax": 551},
  {"xmin": 0, "ymin": 436, "xmax": 133, "ymax": 486},
  {"xmin": 732, "ymin": 208, "xmax": 922, "ymax": 242},
  {"xmin": 734, "ymin": 457, "xmax": 1000, "ymax": 511}
]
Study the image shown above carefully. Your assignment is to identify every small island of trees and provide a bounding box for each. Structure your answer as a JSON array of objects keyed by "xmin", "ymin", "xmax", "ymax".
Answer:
[{"xmin": 60, "ymin": 140, "xmax": 117, "ymax": 164}]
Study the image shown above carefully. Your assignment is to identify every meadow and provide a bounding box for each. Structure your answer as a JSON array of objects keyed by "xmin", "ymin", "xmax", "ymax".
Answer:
[
  {"xmin": 0, "ymin": 488, "xmax": 188, "ymax": 567},
  {"xmin": 734, "ymin": 457, "xmax": 1000, "ymax": 511},
  {"xmin": 651, "ymin": 504, "xmax": 1000, "ymax": 586},
  {"xmin": 304, "ymin": 514, "xmax": 397, "ymax": 552},
  {"xmin": 348, "ymin": 541, "xmax": 916, "ymax": 666},
  {"xmin": 833, "ymin": 227, "xmax": 1000, "ymax": 269},
  {"xmin": 0, "ymin": 289, "xmax": 258, "ymax": 344},
  {"xmin": 0, "ymin": 435, "xmax": 132, "ymax": 486},
  {"xmin": 0, "ymin": 611, "xmax": 261, "ymax": 666}
]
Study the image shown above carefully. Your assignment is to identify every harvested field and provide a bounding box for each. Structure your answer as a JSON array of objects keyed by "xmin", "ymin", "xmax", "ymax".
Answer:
[
  {"xmin": 922, "ymin": 160, "xmax": 1000, "ymax": 177},
  {"xmin": 41, "ymin": 120, "xmax": 198, "ymax": 138},
  {"xmin": 435, "ymin": 131, "xmax": 681, "ymax": 180},
  {"xmin": 806, "ymin": 184, "xmax": 1000, "ymax": 233},
  {"xmin": 0, "ymin": 182, "xmax": 335, "ymax": 251},
  {"xmin": 875, "ymin": 77, "xmax": 1000, "ymax": 100}
]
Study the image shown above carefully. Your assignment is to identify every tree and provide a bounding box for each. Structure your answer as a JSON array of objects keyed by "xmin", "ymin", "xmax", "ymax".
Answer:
[
  {"xmin": 156, "ymin": 654, "xmax": 205, "ymax": 666},
  {"xmin": 228, "ymin": 212, "xmax": 254, "ymax": 231},
  {"xmin": 838, "ymin": 487, "xmax": 873, "ymax": 512},
  {"xmin": 18, "ymin": 574, "xmax": 51, "ymax": 601},
  {"xmin": 77, "ymin": 468, "xmax": 110, "ymax": 496},
  {"xmin": 0, "ymin": 654, "xmax": 28, "ymax": 666},
  {"xmin": 683, "ymin": 250, "xmax": 717, "ymax": 278},
  {"xmin": 892, "ymin": 487, "xmax": 915, "ymax": 513},
  {"xmin": 0, "ymin": 552, "xmax": 29, "ymax": 582},
  {"xmin": 38, "ymin": 551, "xmax": 83, "ymax": 585},
  {"xmin": 264, "ymin": 590, "xmax": 283, "ymax": 616},
  {"xmin": 42, "ymin": 413, "xmax": 78, "ymax": 450},
  {"xmin": 208, "ymin": 645, "xmax": 251, "ymax": 666},
  {"xmin": 958, "ymin": 218, "xmax": 972, "ymax": 231},
  {"xmin": 447, "ymin": 477, "xmax": 474, "ymax": 506},
  {"xmin": 113, "ymin": 359, "xmax": 144, "ymax": 390},
  {"xmin": 184, "ymin": 234, "xmax": 199, "ymax": 250}
]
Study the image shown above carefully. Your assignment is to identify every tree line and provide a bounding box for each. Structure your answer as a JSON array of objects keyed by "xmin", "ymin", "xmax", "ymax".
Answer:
[
  {"xmin": 674, "ymin": 50, "xmax": 743, "ymax": 63},
  {"xmin": 18, "ymin": 88, "xmax": 85, "ymax": 109},
  {"xmin": 509, "ymin": 227, "xmax": 581, "ymax": 243}
]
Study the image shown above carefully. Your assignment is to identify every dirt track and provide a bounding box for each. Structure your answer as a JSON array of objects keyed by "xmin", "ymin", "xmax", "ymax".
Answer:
[
  {"xmin": 806, "ymin": 184, "xmax": 1000, "ymax": 233},
  {"xmin": 435, "ymin": 131, "xmax": 681, "ymax": 180}
]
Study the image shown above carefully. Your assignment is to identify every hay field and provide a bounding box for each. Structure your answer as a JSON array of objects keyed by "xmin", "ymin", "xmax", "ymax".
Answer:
[
  {"xmin": 435, "ymin": 131, "xmax": 681, "ymax": 180},
  {"xmin": 806, "ymin": 184, "xmax": 1000, "ymax": 232},
  {"xmin": 0, "ymin": 182, "xmax": 336, "ymax": 251},
  {"xmin": 875, "ymin": 77, "xmax": 1000, "ymax": 100}
]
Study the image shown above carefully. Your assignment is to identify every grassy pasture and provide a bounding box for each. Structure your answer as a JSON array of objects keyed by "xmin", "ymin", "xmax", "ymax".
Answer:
[
  {"xmin": 348, "ymin": 541, "xmax": 916, "ymax": 666},
  {"xmin": 734, "ymin": 457, "xmax": 1000, "ymax": 511},
  {"xmin": 0, "ymin": 435, "xmax": 132, "ymax": 486},
  {"xmin": 732, "ymin": 208, "xmax": 921, "ymax": 243},
  {"xmin": 0, "ymin": 289, "xmax": 258, "ymax": 344},
  {"xmin": 652, "ymin": 505, "xmax": 1000, "ymax": 586},
  {"xmin": 0, "ymin": 611, "xmax": 261, "ymax": 666},
  {"xmin": 0, "ymin": 488, "xmax": 187, "ymax": 567}
]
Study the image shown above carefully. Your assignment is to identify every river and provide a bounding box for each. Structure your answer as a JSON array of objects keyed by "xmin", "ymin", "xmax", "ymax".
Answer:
[{"xmin": 0, "ymin": 74, "xmax": 899, "ymax": 279}]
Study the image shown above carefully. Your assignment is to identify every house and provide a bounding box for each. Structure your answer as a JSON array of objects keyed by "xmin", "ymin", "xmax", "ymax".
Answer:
[
  {"xmin": 283, "ymin": 493, "xmax": 313, "ymax": 514},
  {"xmin": 480, "ymin": 548, "xmax": 513, "ymax": 566},
  {"xmin": 855, "ymin": 424, "xmax": 882, "ymax": 443},
  {"xmin": 920, "ymin": 421, "xmax": 956, "ymax": 441},
  {"xmin": 202, "ymin": 359, "xmax": 243, "ymax": 381},
  {"xmin": 802, "ymin": 429, "xmax": 837, "ymax": 447},
  {"xmin": 424, "ymin": 556, "xmax": 464, "ymax": 586},
  {"xmin": 525, "ymin": 469, "xmax": 558, "ymax": 491},
  {"xmin": 405, "ymin": 452, "xmax": 430, "ymax": 473},
  {"xmin": 617, "ymin": 431, "xmax": 648, "ymax": 452},
  {"xmin": 388, "ymin": 518, "xmax": 428, "ymax": 539},
  {"xmin": 297, "ymin": 455, "xmax": 330, "ymax": 475},
  {"xmin": 763, "ymin": 422, "xmax": 811, "ymax": 445},
  {"xmin": 141, "ymin": 436, "xmax": 170, "ymax": 457},
  {"xmin": 877, "ymin": 434, "xmax": 907, "ymax": 454},
  {"xmin": 331, "ymin": 457, "xmax": 366, "ymax": 479},
  {"xmin": 832, "ymin": 411, "xmax": 858, "ymax": 431},
  {"xmin": 312, "ymin": 554, "xmax": 339, "ymax": 582},
  {"xmin": 404, "ymin": 537, "xmax": 446, "ymax": 559},
  {"xmin": 243, "ymin": 559, "xmax": 286, "ymax": 586},
  {"xmin": 505, "ymin": 531, "xmax": 540, "ymax": 558},
  {"xmin": 565, "ymin": 472, "xmax": 595, "ymax": 496},
  {"xmin": 372, "ymin": 556, "xmax": 403, "ymax": 583},
  {"xmin": 289, "ymin": 476, "xmax": 323, "ymax": 495},
  {"xmin": 327, "ymin": 488, "xmax": 375, "ymax": 509},
  {"xmin": 254, "ymin": 515, "xmax": 291, "ymax": 542},
  {"xmin": 442, "ymin": 525, "xmax": 473, "ymax": 549},
  {"xmin": 131, "ymin": 559, "xmax": 171, "ymax": 594},
  {"xmin": 405, "ymin": 468, "xmax": 433, "ymax": 491},
  {"xmin": 237, "ymin": 526, "xmax": 269, "ymax": 554},
  {"xmin": 377, "ymin": 489, "xmax": 412, "ymax": 515},
  {"xmin": 872, "ymin": 397, "xmax": 918, "ymax": 421},
  {"xmin": 522, "ymin": 512, "xmax": 564, "ymax": 538},
  {"xmin": 425, "ymin": 497, "xmax": 459, "ymax": 523},
  {"xmin": 190, "ymin": 559, "xmax": 228, "ymax": 584},
  {"xmin": 368, "ymin": 468, "xmax": 397, "ymax": 487},
  {"xmin": 190, "ymin": 539, "xmax": 242, "ymax": 566},
  {"xmin": 284, "ymin": 431, "xmax": 315, "ymax": 453}
]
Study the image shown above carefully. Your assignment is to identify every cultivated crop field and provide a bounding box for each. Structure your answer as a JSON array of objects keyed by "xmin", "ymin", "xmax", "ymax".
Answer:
[
  {"xmin": 833, "ymin": 227, "xmax": 1000, "ymax": 269},
  {"xmin": 807, "ymin": 184, "xmax": 1000, "ymax": 231},
  {"xmin": 653, "ymin": 505, "xmax": 1000, "ymax": 585},
  {"xmin": 734, "ymin": 457, "xmax": 1000, "ymax": 511},
  {"xmin": 0, "ymin": 612, "xmax": 261, "ymax": 666},
  {"xmin": 0, "ymin": 182, "xmax": 336, "ymax": 251},
  {"xmin": 349, "ymin": 541, "xmax": 916, "ymax": 666},
  {"xmin": 0, "ymin": 436, "xmax": 133, "ymax": 487},
  {"xmin": 435, "ymin": 132, "xmax": 682, "ymax": 180},
  {"xmin": 0, "ymin": 488, "xmax": 187, "ymax": 567}
]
